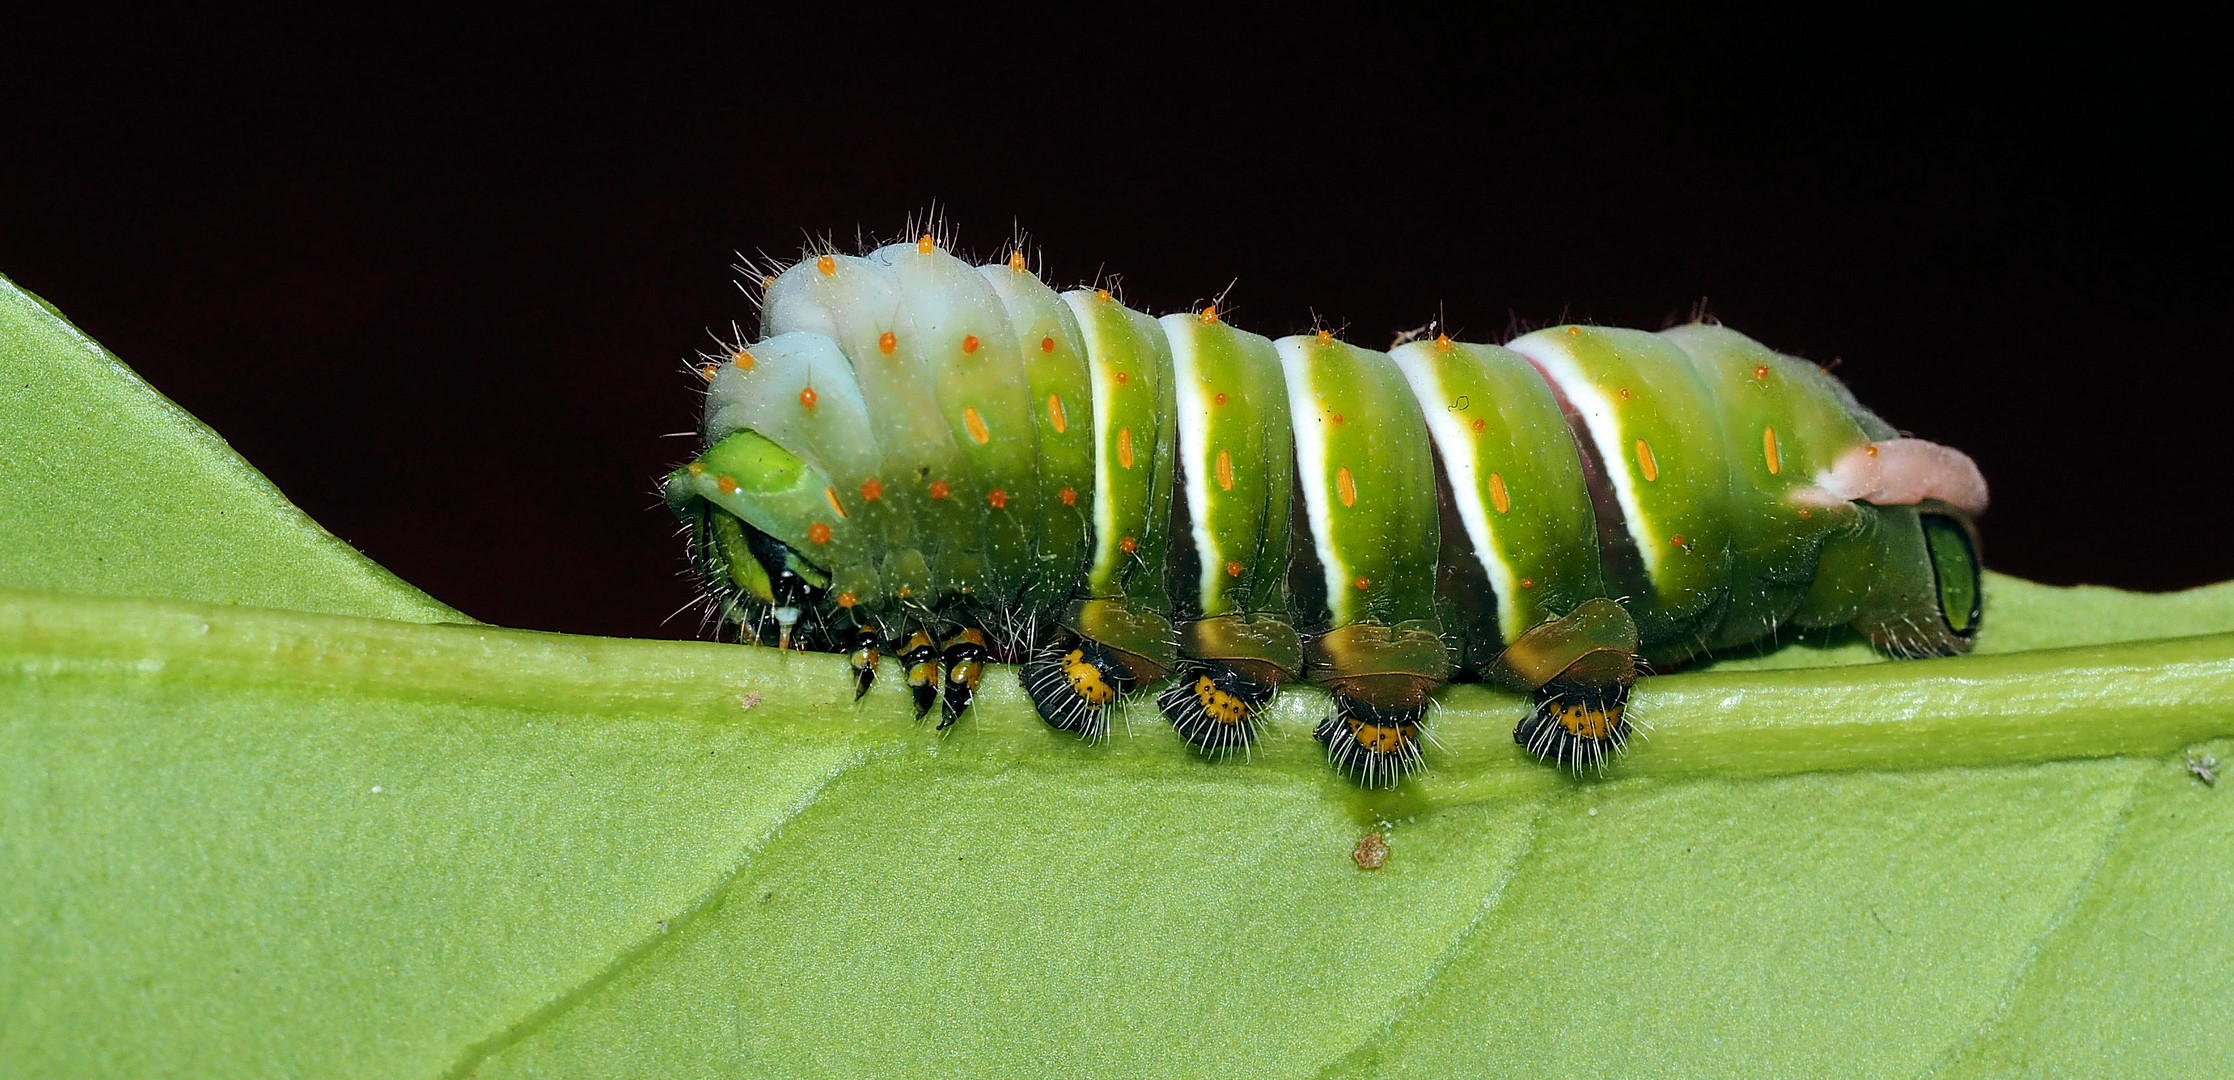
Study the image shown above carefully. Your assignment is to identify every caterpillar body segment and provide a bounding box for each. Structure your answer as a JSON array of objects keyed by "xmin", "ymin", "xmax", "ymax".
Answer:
[{"xmin": 667, "ymin": 232, "xmax": 1987, "ymax": 783}]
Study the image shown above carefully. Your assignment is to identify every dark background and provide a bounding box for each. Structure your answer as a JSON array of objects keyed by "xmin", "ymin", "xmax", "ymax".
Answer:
[{"xmin": 4, "ymin": 11, "xmax": 2224, "ymax": 638}]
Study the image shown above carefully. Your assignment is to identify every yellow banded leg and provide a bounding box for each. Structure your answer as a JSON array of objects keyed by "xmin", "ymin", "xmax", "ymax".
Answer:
[
  {"xmin": 898, "ymin": 630, "xmax": 941, "ymax": 720},
  {"xmin": 939, "ymin": 628, "xmax": 990, "ymax": 730},
  {"xmin": 1020, "ymin": 637, "xmax": 1135, "ymax": 740},
  {"xmin": 846, "ymin": 623, "xmax": 882, "ymax": 701},
  {"xmin": 1314, "ymin": 696, "xmax": 1426, "ymax": 789},
  {"xmin": 1156, "ymin": 662, "xmax": 1274, "ymax": 755}
]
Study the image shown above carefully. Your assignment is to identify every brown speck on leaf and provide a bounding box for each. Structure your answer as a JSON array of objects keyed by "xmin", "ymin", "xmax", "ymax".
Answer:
[
  {"xmin": 1354, "ymin": 832, "xmax": 1389, "ymax": 870},
  {"xmin": 739, "ymin": 691, "xmax": 763, "ymax": 711},
  {"xmin": 2187, "ymin": 753, "xmax": 2218, "ymax": 785}
]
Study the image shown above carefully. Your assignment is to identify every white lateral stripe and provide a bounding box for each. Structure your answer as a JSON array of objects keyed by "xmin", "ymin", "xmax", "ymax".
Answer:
[
  {"xmin": 1060, "ymin": 293, "xmax": 1124, "ymax": 587},
  {"xmin": 1162, "ymin": 319, "xmax": 1227, "ymax": 613},
  {"xmin": 1505, "ymin": 335, "xmax": 1664, "ymax": 581},
  {"xmin": 1274, "ymin": 338, "xmax": 1351, "ymax": 625},
  {"xmin": 1390, "ymin": 345, "xmax": 1526, "ymax": 640}
]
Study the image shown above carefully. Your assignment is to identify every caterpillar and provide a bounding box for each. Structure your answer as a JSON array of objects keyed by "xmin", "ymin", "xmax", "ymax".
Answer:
[{"xmin": 664, "ymin": 228, "xmax": 1987, "ymax": 784}]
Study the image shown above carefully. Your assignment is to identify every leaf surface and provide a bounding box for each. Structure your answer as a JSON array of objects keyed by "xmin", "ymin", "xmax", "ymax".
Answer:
[{"xmin": 4, "ymin": 272, "xmax": 2231, "ymax": 1078}]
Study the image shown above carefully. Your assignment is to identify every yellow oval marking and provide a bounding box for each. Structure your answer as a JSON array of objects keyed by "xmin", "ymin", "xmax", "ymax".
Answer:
[
  {"xmin": 1118, "ymin": 427, "xmax": 1135, "ymax": 470},
  {"xmin": 964, "ymin": 407, "xmax": 990, "ymax": 445},
  {"xmin": 1489, "ymin": 472, "xmax": 1510, "ymax": 514},
  {"xmin": 1048, "ymin": 393, "xmax": 1068, "ymax": 434},
  {"xmin": 1634, "ymin": 439, "xmax": 1660, "ymax": 482},
  {"xmin": 1763, "ymin": 425, "xmax": 1782, "ymax": 475},
  {"xmin": 1337, "ymin": 466, "xmax": 1357, "ymax": 508},
  {"xmin": 825, "ymin": 486, "xmax": 847, "ymax": 518},
  {"xmin": 1216, "ymin": 449, "xmax": 1234, "ymax": 491}
]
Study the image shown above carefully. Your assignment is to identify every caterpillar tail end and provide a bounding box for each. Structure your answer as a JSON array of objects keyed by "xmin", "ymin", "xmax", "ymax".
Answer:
[
  {"xmin": 1157, "ymin": 662, "xmax": 1275, "ymax": 756},
  {"xmin": 1021, "ymin": 638, "xmax": 1133, "ymax": 741},
  {"xmin": 1316, "ymin": 696, "xmax": 1427, "ymax": 789}
]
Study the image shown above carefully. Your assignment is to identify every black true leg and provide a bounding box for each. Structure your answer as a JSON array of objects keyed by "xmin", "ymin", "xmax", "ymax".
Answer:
[
  {"xmin": 897, "ymin": 630, "xmax": 941, "ymax": 720},
  {"xmin": 938, "ymin": 628, "xmax": 990, "ymax": 730}
]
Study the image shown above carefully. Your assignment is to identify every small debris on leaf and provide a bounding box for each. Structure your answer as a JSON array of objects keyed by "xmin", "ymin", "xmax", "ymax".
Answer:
[{"xmin": 1354, "ymin": 832, "xmax": 1389, "ymax": 870}]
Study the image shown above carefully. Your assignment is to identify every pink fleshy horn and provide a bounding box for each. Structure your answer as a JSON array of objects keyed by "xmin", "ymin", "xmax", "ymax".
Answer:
[{"xmin": 1817, "ymin": 439, "xmax": 1989, "ymax": 516}]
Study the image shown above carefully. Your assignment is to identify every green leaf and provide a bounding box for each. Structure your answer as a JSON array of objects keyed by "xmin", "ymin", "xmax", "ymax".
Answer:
[{"xmin": 5, "ymin": 270, "xmax": 2231, "ymax": 1078}]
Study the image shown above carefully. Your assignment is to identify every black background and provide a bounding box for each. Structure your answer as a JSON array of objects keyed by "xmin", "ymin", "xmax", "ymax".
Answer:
[{"xmin": 4, "ymin": 11, "xmax": 2224, "ymax": 639}]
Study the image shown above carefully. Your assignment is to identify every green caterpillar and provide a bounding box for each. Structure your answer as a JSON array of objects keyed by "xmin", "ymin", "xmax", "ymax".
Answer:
[{"xmin": 665, "ymin": 230, "xmax": 1987, "ymax": 783}]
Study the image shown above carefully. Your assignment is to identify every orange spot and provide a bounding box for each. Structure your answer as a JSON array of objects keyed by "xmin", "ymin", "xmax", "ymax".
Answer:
[
  {"xmin": 1115, "ymin": 371, "xmax": 1129, "ymax": 385},
  {"xmin": 1118, "ymin": 427, "xmax": 1134, "ymax": 469},
  {"xmin": 1472, "ymin": 418, "xmax": 1486, "ymax": 432},
  {"xmin": 799, "ymin": 386, "xmax": 818, "ymax": 409},
  {"xmin": 1618, "ymin": 387, "xmax": 1632, "ymax": 400},
  {"xmin": 837, "ymin": 591, "xmax": 857, "ymax": 609},
  {"xmin": 917, "ymin": 234, "xmax": 934, "ymax": 253},
  {"xmin": 1634, "ymin": 439, "xmax": 1659, "ymax": 482},
  {"xmin": 878, "ymin": 331, "xmax": 896, "ymax": 355},
  {"xmin": 1763, "ymin": 425, "xmax": 1782, "ymax": 475},
  {"xmin": 687, "ymin": 462, "xmax": 704, "ymax": 476},
  {"xmin": 1008, "ymin": 250, "xmax": 1028, "ymax": 272},
  {"xmin": 1048, "ymin": 393, "xmax": 1068, "ymax": 433},
  {"xmin": 761, "ymin": 274, "xmax": 776, "ymax": 289},
  {"xmin": 1201, "ymin": 305, "xmax": 1218, "ymax": 323},
  {"xmin": 1566, "ymin": 325, "xmax": 1581, "ymax": 336},
  {"xmin": 1119, "ymin": 535, "xmax": 1137, "ymax": 554},
  {"xmin": 929, "ymin": 481, "xmax": 951, "ymax": 500},
  {"xmin": 1489, "ymin": 472, "xmax": 1510, "ymax": 514},
  {"xmin": 1754, "ymin": 364, "xmax": 1770, "ymax": 381},
  {"xmin": 860, "ymin": 479, "xmax": 883, "ymax": 502},
  {"xmin": 732, "ymin": 349, "xmax": 755, "ymax": 370},
  {"xmin": 1059, "ymin": 487, "xmax": 1077, "ymax": 506},
  {"xmin": 1866, "ymin": 443, "xmax": 1880, "ymax": 457},
  {"xmin": 717, "ymin": 475, "xmax": 738, "ymax": 494},
  {"xmin": 1226, "ymin": 560, "xmax": 1243, "ymax": 577},
  {"xmin": 1216, "ymin": 449, "xmax": 1234, "ymax": 491},
  {"xmin": 897, "ymin": 586, "xmax": 913, "ymax": 598},
  {"xmin": 964, "ymin": 407, "xmax": 990, "ymax": 444},
  {"xmin": 825, "ymin": 486, "xmax": 847, "ymax": 518},
  {"xmin": 1096, "ymin": 288, "xmax": 1111, "ymax": 301},
  {"xmin": 962, "ymin": 334, "xmax": 980, "ymax": 354},
  {"xmin": 1435, "ymin": 334, "xmax": 1452, "ymax": 350},
  {"xmin": 1213, "ymin": 391, "xmax": 1227, "ymax": 406},
  {"xmin": 1040, "ymin": 335, "xmax": 1055, "ymax": 353},
  {"xmin": 807, "ymin": 522, "xmax": 832, "ymax": 545},
  {"xmin": 1671, "ymin": 534, "xmax": 1686, "ymax": 548},
  {"xmin": 987, "ymin": 488, "xmax": 1008, "ymax": 509},
  {"xmin": 1331, "ymin": 412, "xmax": 1346, "ymax": 426},
  {"xmin": 1799, "ymin": 508, "xmax": 1813, "ymax": 519},
  {"xmin": 1354, "ymin": 577, "xmax": 1371, "ymax": 591},
  {"xmin": 816, "ymin": 255, "xmax": 835, "ymax": 276},
  {"xmin": 1337, "ymin": 466, "xmax": 1357, "ymax": 507},
  {"xmin": 1521, "ymin": 577, "xmax": 1535, "ymax": 589},
  {"xmin": 1317, "ymin": 329, "xmax": 1333, "ymax": 345},
  {"xmin": 698, "ymin": 364, "xmax": 718, "ymax": 382}
]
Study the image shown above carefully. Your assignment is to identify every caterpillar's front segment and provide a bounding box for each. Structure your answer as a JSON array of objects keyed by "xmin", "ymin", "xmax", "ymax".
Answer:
[{"xmin": 668, "ymin": 226, "xmax": 1987, "ymax": 784}]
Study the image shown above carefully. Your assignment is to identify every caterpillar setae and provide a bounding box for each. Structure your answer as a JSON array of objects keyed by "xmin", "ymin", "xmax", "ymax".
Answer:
[{"xmin": 664, "ymin": 226, "xmax": 1987, "ymax": 784}]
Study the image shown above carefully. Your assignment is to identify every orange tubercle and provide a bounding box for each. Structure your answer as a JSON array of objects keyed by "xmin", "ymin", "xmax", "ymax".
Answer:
[
  {"xmin": 917, "ymin": 234, "xmax": 934, "ymax": 253},
  {"xmin": 1435, "ymin": 334, "xmax": 1452, "ymax": 350},
  {"xmin": 1226, "ymin": 561, "xmax": 1243, "ymax": 577},
  {"xmin": 837, "ymin": 591, "xmax": 857, "ymax": 609},
  {"xmin": 698, "ymin": 364, "xmax": 718, "ymax": 382},
  {"xmin": 1008, "ymin": 250, "xmax": 1028, "ymax": 272},
  {"xmin": 716, "ymin": 475, "xmax": 738, "ymax": 494},
  {"xmin": 860, "ymin": 478, "xmax": 883, "ymax": 502},
  {"xmin": 1119, "ymin": 536, "xmax": 1137, "ymax": 554},
  {"xmin": 987, "ymin": 488, "xmax": 1008, "ymax": 509},
  {"xmin": 732, "ymin": 349, "xmax": 755, "ymax": 370},
  {"xmin": 878, "ymin": 331, "xmax": 897, "ymax": 355},
  {"xmin": 1059, "ymin": 487, "xmax": 1077, "ymax": 506},
  {"xmin": 1040, "ymin": 335, "xmax": 1055, "ymax": 353},
  {"xmin": 799, "ymin": 386, "xmax": 818, "ymax": 409},
  {"xmin": 816, "ymin": 255, "xmax": 835, "ymax": 276},
  {"xmin": 928, "ymin": 480, "xmax": 950, "ymax": 500},
  {"xmin": 1316, "ymin": 329, "xmax": 1333, "ymax": 345},
  {"xmin": 1354, "ymin": 577, "xmax": 1371, "ymax": 591},
  {"xmin": 1200, "ymin": 305, "xmax": 1218, "ymax": 323},
  {"xmin": 962, "ymin": 334, "xmax": 980, "ymax": 354},
  {"xmin": 807, "ymin": 522, "xmax": 832, "ymax": 545}
]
